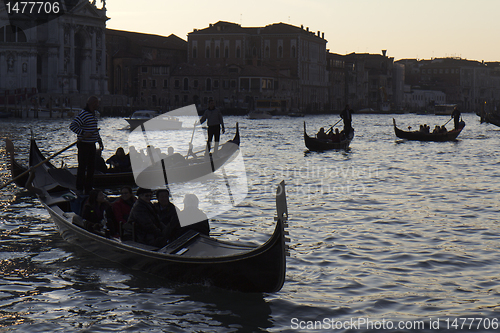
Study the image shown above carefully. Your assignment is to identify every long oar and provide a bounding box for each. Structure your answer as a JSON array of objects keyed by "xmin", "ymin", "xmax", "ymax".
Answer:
[
  {"xmin": 442, "ymin": 117, "xmax": 453, "ymax": 127},
  {"xmin": 186, "ymin": 123, "xmax": 197, "ymax": 158},
  {"xmin": 327, "ymin": 118, "xmax": 343, "ymax": 133},
  {"xmin": 1, "ymin": 139, "xmax": 77, "ymax": 190}
]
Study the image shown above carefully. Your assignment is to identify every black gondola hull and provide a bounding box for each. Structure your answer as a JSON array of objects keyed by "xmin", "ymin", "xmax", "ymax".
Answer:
[
  {"xmin": 11, "ymin": 124, "xmax": 240, "ymax": 189},
  {"xmin": 393, "ymin": 118, "xmax": 465, "ymax": 141},
  {"xmin": 47, "ymin": 204, "xmax": 286, "ymax": 293},
  {"xmin": 303, "ymin": 122, "xmax": 353, "ymax": 151},
  {"xmin": 29, "ymin": 133, "xmax": 287, "ymax": 293}
]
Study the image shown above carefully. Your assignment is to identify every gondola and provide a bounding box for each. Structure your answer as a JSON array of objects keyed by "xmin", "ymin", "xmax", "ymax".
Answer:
[
  {"xmin": 393, "ymin": 118, "xmax": 465, "ymax": 141},
  {"xmin": 28, "ymin": 138, "xmax": 289, "ymax": 293},
  {"xmin": 8, "ymin": 124, "xmax": 241, "ymax": 189},
  {"xmin": 303, "ymin": 122, "xmax": 354, "ymax": 151},
  {"xmin": 481, "ymin": 113, "xmax": 500, "ymax": 127}
]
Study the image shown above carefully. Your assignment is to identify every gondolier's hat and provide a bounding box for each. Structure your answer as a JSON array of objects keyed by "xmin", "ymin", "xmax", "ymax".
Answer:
[{"xmin": 136, "ymin": 187, "xmax": 152, "ymax": 196}]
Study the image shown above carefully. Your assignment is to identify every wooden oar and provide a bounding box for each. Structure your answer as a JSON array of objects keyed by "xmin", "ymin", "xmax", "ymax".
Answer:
[
  {"xmin": 442, "ymin": 117, "xmax": 453, "ymax": 127},
  {"xmin": 327, "ymin": 118, "xmax": 343, "ymax": 133},
  {"xmin": 186, "ymin": 123, "xmax": 197, "ymax": 158},
  {"xmin": 1, "ymin": 139, "xmax": 77, "ymax": 190}
]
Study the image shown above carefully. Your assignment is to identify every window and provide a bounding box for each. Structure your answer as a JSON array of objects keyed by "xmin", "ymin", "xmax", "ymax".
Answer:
[
  {"xmin": 142, "ymin": 79, "xmax": 147, "ymax": 88},
  {"xmin": 236, "ymin": 46, "xmax": 241, "ymax": 58},
  {"xmin": 224, "ymin": 46, "xmax": 229, "ymax": 58},
  {"xmin": 206, "ymin": 78, "xmax": 212, "ymax": 91},
  {"xmin": 215, "ymin": 46, "xmax": 220, "ymax": 58},
  {"xmin": 278, "ymin": 46, "xmax": 283, "ymax": 58},
  {"xmin": 265, "ymin": 46, "xmax": 270, "ymax": 58},
  {"xmin": 213, "ymin": 80, "xmax": 219, "ymax": 89},
  {"xmin": 183, "ymin": 78, "xmax": 188, "ymax": 90},
  {"xmin": 151, "ymin": 79, "xmax": 156, "ymax": 88},
  {"xmin": 205, "ymin": 46, "xmax": 210, "ymax": 58},
  {"xmin": 2, "ymin": 25, "xmax": 26, "ymax": 43},
  {"xmin": 192, "ymin": 46, "xmax": 197, "ymax": 58},
  {"xmin": 291, "ymin": 46, "xmax": 296, "ymax": 58},
  {"xmin": 262, "ymin": 79, "xmax": 273, "ymax": 90},
  {"xmin": 142, "ymin": 66, "xmax": 148, "ymax": 73},
  {"xmin": 193, "ymin": 80, "xmax": 198, "ymax": 88},
  {"xmin": 174, "ymin": 79, "xmax": 180, "ymax": 89},
  {"xmin": 163, "ymin": 79, "xmax": 168, "ymax": 88}
]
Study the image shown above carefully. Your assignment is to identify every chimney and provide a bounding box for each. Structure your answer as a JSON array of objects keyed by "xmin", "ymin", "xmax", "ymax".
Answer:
[
  {"xmin": 322, "ymin": 32, "xmax": 324, "ymax": 39},
  {"xmin": 317, "ymin": 30, "xmax": 320, "ymax": 36},
  {"xmin": 306, "ymin": 27, "xmax": 309, "ymax": 32},
  {"xmin": 382, "ymin": 50, "xmax": 387, "ymax": 57},
  {"xmin": 301, "ymin": 24, "xmax": 304, "ymax": 29}
]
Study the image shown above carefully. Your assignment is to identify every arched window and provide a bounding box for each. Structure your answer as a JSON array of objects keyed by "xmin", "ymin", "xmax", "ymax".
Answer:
[
  {"xmin": 205, "ymin": 46, "xmax": 210, "ymax": 58},
  {"xmin": 224, "ymin": 46, "xmax": 229, "ymax": 58},
  {"xmin": 1, "ymin": 25, "xmax": 26, "ymax": 43},
  {"xmin": 215, "ymin": 46, "xmax": 220, "ymax": 58}
]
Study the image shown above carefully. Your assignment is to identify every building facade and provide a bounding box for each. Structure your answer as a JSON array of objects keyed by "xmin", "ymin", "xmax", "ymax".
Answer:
[
  {"xmin": 186, "ymin": 21, "xmax": 328, "ymax": 112},
  {"xmin": 0, "ymin": 0, "xmax": 108, "ymax": 99}
]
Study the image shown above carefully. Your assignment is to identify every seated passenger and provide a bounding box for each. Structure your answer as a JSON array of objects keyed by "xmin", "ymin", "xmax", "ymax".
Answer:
[
  {"xmin": 127, "ymin": 188, "xmax": 167, "ymax": 247},
  {"xmin": 440, "ymin": 125, "xmax": 447, "ymax": 133},
  {"xmin": 106, "ymin": 147, "xmax": 131, "ymax": 172},
  {"xmin": 95, "ymin": 148, "xmax": 107, "ymax": 173},
  {"xmin": 154, "ymin": 189, "xmax": 181, "ymax": 241},
  {"xmin": 329, "ymin": 128, "xmax": 341, "ymax": 142},
  {"xmin": 112, "ymin": 186, "xmax": 137, "ymax": 237},
  {"xmin": 177, "ymin": 194, "xmax": 210, "ymax": 236},
  {"xmin": 82, "ymin": 189, "xmax": 113, "ymax": 234},
  {"xmin": 432, "ymin": 125, "xmax": 440, "ymax": 134},
  {"xmin": 163, "ymin": 147, "xmax": 186, "ymax": 166},
  {"xmin": 316, "ymin": 127, "xmax": 329, "ymax": 140}
]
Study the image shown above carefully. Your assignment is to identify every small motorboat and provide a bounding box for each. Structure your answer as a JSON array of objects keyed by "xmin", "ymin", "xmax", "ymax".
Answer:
[{"xmin": 125, "ymin": 110, "xmax": 182, "ymax": 130}]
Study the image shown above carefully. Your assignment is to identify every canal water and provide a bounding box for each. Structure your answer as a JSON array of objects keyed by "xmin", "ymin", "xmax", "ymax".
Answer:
[{"xmin": 1, "ymin": 113, "xmax": 500, "ymax": 332}]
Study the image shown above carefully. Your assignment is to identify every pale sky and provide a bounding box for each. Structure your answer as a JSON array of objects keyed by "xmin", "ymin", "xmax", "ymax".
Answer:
[{"xmin": 104, "ymin": 0, "xmax": 500, "ymax": 62}]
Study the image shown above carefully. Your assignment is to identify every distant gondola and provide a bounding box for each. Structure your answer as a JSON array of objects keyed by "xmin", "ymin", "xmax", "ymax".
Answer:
[
  {"xmin": 27, "ymin": 138, "xmax": 288, "ymax": 293},
  {"xmin": 393, "ymin": 118, "xmax": 465, "ymax": 142},
  {"xmin": 303, "ymin": 122, "xmax": 354, "ymax": 151}
]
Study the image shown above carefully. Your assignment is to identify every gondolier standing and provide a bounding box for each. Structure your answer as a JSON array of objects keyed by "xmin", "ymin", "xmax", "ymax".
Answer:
[
  {"xmin": 197, "ymin": 98, "xmax": 225, "ymax": 153},
  {"xmin": 340, "ymin": 104, "xmax": 353, "ymax": 134},
  {"xmin": 451, "ymin": 105, "xmax": 461, "ymax": 130},
  {"xmin": 70, "ymin": 96, "xmax": 104, "ymax": 194}
]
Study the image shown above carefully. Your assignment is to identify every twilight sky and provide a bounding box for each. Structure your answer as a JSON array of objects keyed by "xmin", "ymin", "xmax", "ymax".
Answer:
[{"xmin": 104, "ymin": 0, "xmax": 499, "ymax": 62}]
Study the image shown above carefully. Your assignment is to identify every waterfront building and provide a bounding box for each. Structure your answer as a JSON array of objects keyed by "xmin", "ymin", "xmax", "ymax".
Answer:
[
  {"xmin": 186, "ymin": 21, "xmax": 328, "ymax": 113},
  {"xmin": 0, "ymin": 0, "xmax": 108, "ymax": 101}
]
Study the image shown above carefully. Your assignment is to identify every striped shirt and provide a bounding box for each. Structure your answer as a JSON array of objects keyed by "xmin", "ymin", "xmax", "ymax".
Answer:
[
  {"xmin": 70, "ymin": 109, "xmax": 102, "ymax": 143},
  {"xmin": 200, "ymin": 108, "xmax": 224, "ymax": 127}
]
